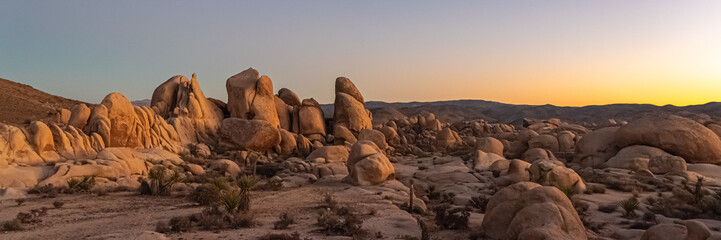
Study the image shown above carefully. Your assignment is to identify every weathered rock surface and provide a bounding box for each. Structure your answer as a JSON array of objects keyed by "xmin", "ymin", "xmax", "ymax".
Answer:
[
  {"xmin": 529, "ymin": 160, "xmax": 587, "ymax": 193},
  {"xmin": 297, "ymin": 98, "xmax": 325, "ymax": 136},
  {"xmin": 333, "ymin": 77, "xmax": 372, "ymax": 134},
  {"xmin": 277, "ymin": 88, "xmax": 301, "ymax": 107},
  {"xmin": 482, "ymin": 182, "xmax": 587, "ymax": 240},
  {"xmin": 616, "ymin": 115, "xmax": 721, "ymax": 164},
  {"xmin": 346, "ymin": 140, "xmax": 395, "ymax": 186},
  {"xmin": 307, "ymin": 145, "xmax": 349, "ymax": 163},
  {"xmin": 68, "ymin": 103, "xmax": 91, "ymax": 130},
  {"xmin": 226, "ymin": 68, "xmax": 280, "ymax": 128},
  {"xmin": 220, "ymin": 118, "xmax": 281, "ymax": 152},
  {"xmin": 436, "ymin": 127, "xmax": 462, "ymax": 149},
  {"xmin": 575, "ymin": 127, "xmax": 620, "ymax": 167},
  {"xmin": 606, "ymin": 145, "xmax": 687, "ymax": 174},
  {"xmin": 476, "ymin": 137, "xmax": 504, "ymax": 156},
  {"xmin": 151, "ymin": 74, "xmax": 224, "ymax": 146},
  {"xmin": 358, "ymin": 129, "xmax": 388, "ymax": 150},
  {"xmin": 641, "ymin": 220, "xmax": 712, "ymax": 240}
]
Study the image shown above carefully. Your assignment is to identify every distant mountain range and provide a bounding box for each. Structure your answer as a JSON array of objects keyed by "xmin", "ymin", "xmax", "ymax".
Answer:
[{"xmin": 324, "ymin": 100, "xmax": 721, "ymax": 126}]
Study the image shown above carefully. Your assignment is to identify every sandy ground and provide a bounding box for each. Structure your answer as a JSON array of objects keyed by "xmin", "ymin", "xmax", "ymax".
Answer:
[{"xmin": 0, "ymin": 178, "xmax": 424, "ymax": 240}]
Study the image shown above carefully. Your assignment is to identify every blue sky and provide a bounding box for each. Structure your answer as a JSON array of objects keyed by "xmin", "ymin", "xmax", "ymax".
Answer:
[{"xmin": 1, "ymin": 1, "xmax": 720, "ymax": 106}]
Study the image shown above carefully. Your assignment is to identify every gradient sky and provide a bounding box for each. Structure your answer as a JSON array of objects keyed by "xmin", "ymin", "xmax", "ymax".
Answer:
[{"xmin": 1, "ymin": 1, "xmax": 720, "ymax": 106}]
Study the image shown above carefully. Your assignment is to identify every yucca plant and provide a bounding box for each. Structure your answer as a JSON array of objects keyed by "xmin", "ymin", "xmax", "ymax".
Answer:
[
  {"xmin": 237, "ymin": 175, "xmax": 256, "ymax": 212},
  {"xmin": 67, "ymin": 178, "xmax": 82, "ymax": 190},
  {"xmin": 220, "ymin": 189, "xmax": 242, "ymax": 213},
  {"xmin": 148, "ymin": 166, "xmax": 185, "ymax": 195},
  {"xmin": 620, "ymin": 196, "xmax": 640, "ymax": 218},
  {"xmin": 209, "ymin": 176, "xmax": 229, "ymax": 191}
]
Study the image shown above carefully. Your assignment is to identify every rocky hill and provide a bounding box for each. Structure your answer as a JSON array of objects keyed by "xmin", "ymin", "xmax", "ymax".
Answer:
[{"xmin": 0, "ymin": 78, "xmax": 87, "ymax": 126}]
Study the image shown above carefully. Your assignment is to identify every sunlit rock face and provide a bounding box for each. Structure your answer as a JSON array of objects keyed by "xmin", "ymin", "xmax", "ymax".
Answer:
[
  {"xmin": 333, "ymin": 77, "xmax": 372, "ymax": 136},
  {"xmin": 615, "ymin": 114, "xmax": 721, "ymax": 164},
  {"xmin": 151, "ymin": 73, "xmax": 224, "ymax": 146},
  {"xmin": 226, "ymin": 68, "xmax": 280, "ymax": 128}
]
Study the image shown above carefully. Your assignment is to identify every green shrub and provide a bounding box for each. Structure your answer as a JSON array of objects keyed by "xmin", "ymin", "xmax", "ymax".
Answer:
[
  {"xmin": 220, "ymin": 189, "xmax": 243, "ymax": 213},
  {"xmin": 147, "ymin": 166, "xmax": 184, "ymax": 195},
  {"xmin": 620, "ymin": 196, "xmax": 640, "ymax": 218}
]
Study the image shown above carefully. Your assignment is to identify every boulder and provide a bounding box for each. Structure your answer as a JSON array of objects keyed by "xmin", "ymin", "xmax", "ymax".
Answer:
[
  {"xmin": 473, "ymin": 150, "xmax": 506, "ymax": 171},
  {"xmin": 68, "ymin": 103, "xmax": 91, "ymax": 130},
  {"xmin": 523, "ymin": 148, "xmax": 557, "ymax": 163},
  {"xmin": 528, "ymin": 134, "xmax": 559, "ymax": 153},
  {"xmin": 307, "ymin": 145, "xmax": 349, "ymax": 163},
  {"xmin": 333, "ymin": 125, "xmax": 357, "ymax": 145},
  {"xmin": 277, "ymin": 88, "xmax": 301, "ymax": 106},
  {"xmin": 0, "ymin": 123, "xmax": 43, "ymax": 166},
  {"xmin": 28, "ymin": 121, "xmax": 61, "ymax": 162},
  {"xmin": 606, "ymin": 145, "xmax": 687, "ymax": 174},
  {"xmin": 476, "ymin": 137, "xmax": 504, "ymax": 156},
  {"xmin": 616, "ymin": 115, "xmax": 721, "ymax": 164},
  {"xmin": 102, "ymin": 93, "xmax": 141, "ymax": 148},
  {"xmin": 297, "ymin": 98, "xmax": 325, "ymax": 136},
  {"xmin": 211, "ymin": 159, "xmax": 241, "ymax": 177},
  {"xmin": 641, "ymin": 220, "xmax": 711, "ymax": 240},
  {"xmin": 436, "ymin": 127, "xmax": 462, "ymax": 149},
  {"xmin": 220, "ymin": 118, "xmax": 281, "ymax": 152},
  {"xmin": 226, "ymin": 68, "xmax": 280, "ymax": 128},
  {"xmin": 333, "ymin": 77, "xmax": 372, "ymax": 134},
  {"xmin": 494, "ymin": 159, "xmax": 531, "ymax": 187},
  {"xmin": 482, "ymin": 182, "xmax": 587, "ymax": 240},
  {"xmin": 193, "ymin": 143, "xmax": 211, "ymax": 158},
  {"xmin": 575, "ymin": 127, "xmax": 620, "ymax": 167},
  {"xmin": 277, "ymin": 129, "xmax": 297, "ymax": 156},
  {"xmin": 358, "ymin": 129, "xmax": 388, "ymax": 150},
  {"xmin": 151, "ymin": 74, "xmax": 224, "ymax": 146},
  {"xmin": 529, "ymin": 160, "xmax": 587, "ymax": 193},
  {"xmin": 185, "ymin": 163, "xmax": 205, "ymax": 175},
  {"xmin": 378, "ymin": 126, "xmax": 400, "ymax": 146},
  {"xmin": 557, "ymin": 131, "xmax": 576, "ymax": 153},
  {"xmin": 346, "ymin": 140, "xmax": 395, "ymax": 186},
  {"xmin": 275, "ymin": 96, "xmax": 293, "ymax": 131}
]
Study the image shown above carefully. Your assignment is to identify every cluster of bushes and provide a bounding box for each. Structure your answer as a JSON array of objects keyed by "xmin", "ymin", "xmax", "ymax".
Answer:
[
  {"xmin": 647, "ymin": 177, "xmax": 721, "ymax": 220},
  {"xmin": 2, "ymin": 200, "xmax": 65, "ymax": 232},
  {"xmin": 158, "ymin": 174, "xmax": 257, "ymax": 233},
  {"xmin": 315, "ymin": 193, "xmax": 364, "ymax": 237},
  {"xmin": 141, "ymin": 166, "xmax": 185, "ymax": 196}
]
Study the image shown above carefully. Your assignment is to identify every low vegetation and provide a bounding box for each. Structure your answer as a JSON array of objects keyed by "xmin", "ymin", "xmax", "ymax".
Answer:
[
  {"xmin": 316, "ymin": 193, "xmax": 364, "ymax": 237},
  {"xmin": 433, "ymin": 204, "xmax": 470, "ymax": 230}
]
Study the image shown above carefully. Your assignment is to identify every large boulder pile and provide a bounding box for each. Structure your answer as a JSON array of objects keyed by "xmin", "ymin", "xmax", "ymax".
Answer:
[
  {"xmin": 99, "ymin": 93, "xmax": 181, "ymax": 152},
  {"xmin": 151, "ymin": 74, "xmax": 224, "ymax": 146},
  {"xmin": 346, "ymin": 140, "xmax": 395, "ymax": 186},
  {"xmin": 482, "ymin": 182, "xmax": 587, "ymax": 240}
]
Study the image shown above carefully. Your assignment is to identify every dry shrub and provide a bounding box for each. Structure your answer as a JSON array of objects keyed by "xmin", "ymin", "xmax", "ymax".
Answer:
[
  {"xmin": 274, "ymin": 212, "xmax": 295, "ymax": 230},
  {"xmin": 433, "ymin": 204, "xmax": 470, "ymax": 230}
]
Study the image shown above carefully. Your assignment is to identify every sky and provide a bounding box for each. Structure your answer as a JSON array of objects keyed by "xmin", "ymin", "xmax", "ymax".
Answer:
[{"xmin": 1, "ymin": 1, "xmax": 720, "ymax": 107}]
